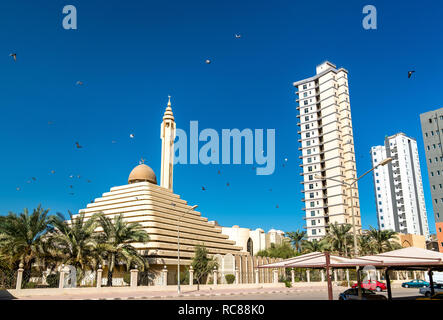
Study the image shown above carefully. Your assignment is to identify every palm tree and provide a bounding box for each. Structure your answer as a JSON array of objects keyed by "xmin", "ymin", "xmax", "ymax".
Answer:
[
  {"xmin": 95, "ymin": 213, "xmax": 150, "ymax": 286},
  {"xmin": 366, "ymin": 226, "xmax": 401, "ymax": 253},
  {"xmin": 285, "ymin": 230, "xmax": 306, "ymax": 253},
  {"xmin": 357, "ymin": 234, "xmax": 375, "ymax": 256},
  {"xmin": 0, "ymin": 206, "xmax": 52, "ymax": 281},
  {"xmin": 326, "ymin": 223, "xmax": 353, "ymax": 257},
  {"xmin": 47, "ymin": 211, "xmax": 102, "ymax": 280},
  {"xmin": 301, "ymin": 239, "xmax": 330, "ymax": 253}
]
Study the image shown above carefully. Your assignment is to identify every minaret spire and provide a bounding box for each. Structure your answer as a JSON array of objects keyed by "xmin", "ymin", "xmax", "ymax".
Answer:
[{"xmin": 160, "ymin": 95, "xmax": 176, "ymax": 190}]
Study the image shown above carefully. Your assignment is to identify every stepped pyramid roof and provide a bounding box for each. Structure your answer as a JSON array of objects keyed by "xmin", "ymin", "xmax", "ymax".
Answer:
[{"xmin": 78, "ymin": 174, "xmax": 245, "ymax": 265}]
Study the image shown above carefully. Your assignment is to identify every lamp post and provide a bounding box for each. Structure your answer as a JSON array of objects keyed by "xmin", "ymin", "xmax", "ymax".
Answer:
[
  {"xmin": 173, "ymin": 202, "xmax": 198, "ymax": 295},
  {"xmin": 314, "ymin": 157, "xmax": 392, "ymax": 257}
]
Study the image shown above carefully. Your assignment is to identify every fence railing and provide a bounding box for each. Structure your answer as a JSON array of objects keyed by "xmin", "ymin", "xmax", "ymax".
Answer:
[{"xmin": 2, "ymin": 265, "xmax": 427, "ymax": 291}]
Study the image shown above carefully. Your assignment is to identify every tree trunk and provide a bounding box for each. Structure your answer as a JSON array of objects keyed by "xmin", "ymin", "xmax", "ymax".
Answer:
[{"xmin": 107, "ymin": 270, "xmax": 113, "ymax": 287}]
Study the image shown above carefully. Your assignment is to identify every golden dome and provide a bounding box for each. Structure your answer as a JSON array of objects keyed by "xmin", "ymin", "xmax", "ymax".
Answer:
[{"xmin": 128, "ymin": 164, "xmax": 157, "ymax": 185}]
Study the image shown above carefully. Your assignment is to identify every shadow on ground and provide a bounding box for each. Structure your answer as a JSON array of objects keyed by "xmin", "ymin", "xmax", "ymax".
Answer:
[{"xmin": 0, "ymin": 290, "xmax": 17, "ymax": 300}]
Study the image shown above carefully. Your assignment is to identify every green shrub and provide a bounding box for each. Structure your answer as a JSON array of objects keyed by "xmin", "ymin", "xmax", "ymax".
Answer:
[
  {"xmin": 46, "ymin": 273, "xmax": 59, "ymax": 288},
  {"xmin": 284, "ymin": 280, "xmax": 292, "ymax": 288},
  {"xmin": 225, "ymin": 274, "xmax": 235, "ymax": 284},
  {"xmin": 339, "ymin": 280, "xmax": 349, "ymax": 287},
  {"xmin": 23, "ymin": 282, "xmax": 37, "ymax": 289},
  {"xmin": 123, "ymin": 273, "xmax": 131, "ymax": 285}
]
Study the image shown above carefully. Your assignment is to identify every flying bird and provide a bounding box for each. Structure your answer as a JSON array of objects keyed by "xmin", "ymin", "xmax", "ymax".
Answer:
[
  {"xmin": 31, "ymin": 177, "xmax": 37, "ymax": 181},
  {"xmin": 408, "ymin": 71, "xmax": 415, "ymax": 79},
  {"xmin": 205, "ymin": 59, "xmax": 211, "ymax": 64},
  {"xmin": 69, "ymin": 192, "xmax": 75, "ymax": 195},
  {"xmin": 75, "ymin": 142, "xmax": 83, "ymax": 148},
  {"xmin": 16, "ymin": 187, "xmax": 20, "ymax": 191},
  {"xmin": 9, "ymin": 53, "xmax": 17, "ymax": 61},
  {"xmin": 50, "ymin": 170, "xmax": 55, "ymax": 174},
  {"xmin": 235, "ymin": 34, "xmax": 241, "ymax": 39},
  {"xmin": 217, "ymin": 170, "xmax": 221, "ymax": 175},
  {"xmin": 130, "ymin": 134, "xmax": 135, "ymax": 139},
  {"xmin": 226, "ymin": 182, "xmax": 230, "ymax": 187},
  {"xmin": 202, "ymin": 186, "xmax": 206, "ymax": 191},
  {"xmin": 112, "ymin": 140, "xmax": 117, "ymax": 144},
  {"xmin": 69, "ymin": 185, "xmax": 73, "ymax": 189},
  {"xmin": 76, "ymin": 81, "xmax": 84, "ymax": 86},
  {"xmin": 276, "ymin": 204, "xmax": 279, "ymax": 209},
  {"xmin": 48, "ymin": 121, "xmax": 54, "ymax": 125},
  {"xmin": 87, "ymin": 180, "xmax": 91, "ymax": 183},
  {"xmin": 77, "ymin": 175, "xmax": 81, "ymax": 179},
  {"xmin": 69, "ymin": 175, "xmax": 74, "ymax": 178}
]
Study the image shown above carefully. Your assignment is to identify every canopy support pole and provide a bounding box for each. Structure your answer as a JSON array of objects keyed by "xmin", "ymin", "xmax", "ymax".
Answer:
[
  {"xmin": 428, "ymin": 269, "xmax": 435, "ymax": 296},
  {"xmin": 385, "ymin": 268, "xmax": 392, "ymax": 301},
  {"xmin": 356, "ymin": 266, "xmax": 362, "ymax": 299},
  {"xmin": 325, "ymin": 252, "xmax": 333, "ymax": 300}
]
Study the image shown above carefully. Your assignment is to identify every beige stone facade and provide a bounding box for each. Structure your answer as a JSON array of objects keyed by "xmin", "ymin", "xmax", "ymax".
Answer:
[
  {"xmin": 393, "ymin": 233, "xmax": 427, "ymax": 249},
  {"xmin": 221, "ymin": 225, "xmax": 287, "ymax": 255}
]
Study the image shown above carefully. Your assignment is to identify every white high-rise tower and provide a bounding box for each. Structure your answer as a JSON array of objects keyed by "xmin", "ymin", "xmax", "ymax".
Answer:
[
  {"xmin": 371, "ymin": 133, "xmax": 430, "ymax": 239},
  {"xmin": 293, "ymin": 61, "xmax": 361, "ymax": 241},
  {"xmin": 160, "ymin": 96, "xmax": 176, "ymax": 191}
]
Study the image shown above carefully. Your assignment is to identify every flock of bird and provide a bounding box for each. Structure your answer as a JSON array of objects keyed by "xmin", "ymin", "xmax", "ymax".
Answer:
[{"xmin": 8, "ymin": 35, "xmax": 417, "ymax": 209}]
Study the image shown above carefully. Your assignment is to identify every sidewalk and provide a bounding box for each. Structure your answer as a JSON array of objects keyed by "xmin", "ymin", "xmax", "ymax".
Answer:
[{"xmin": 7, "ymin": 283, "xmax": 330, "ymax": 300}]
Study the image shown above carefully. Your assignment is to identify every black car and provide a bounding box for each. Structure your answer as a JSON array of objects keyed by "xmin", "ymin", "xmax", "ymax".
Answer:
[{"xmin": 339, "ymin": 288, "xmax": 388, "ymax": 301}]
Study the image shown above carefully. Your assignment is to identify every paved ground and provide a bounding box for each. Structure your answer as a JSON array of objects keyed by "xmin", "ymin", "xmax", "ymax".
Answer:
[{"xmin": 14, "ymin": 286, "xmax": 423, "ymax": 300}]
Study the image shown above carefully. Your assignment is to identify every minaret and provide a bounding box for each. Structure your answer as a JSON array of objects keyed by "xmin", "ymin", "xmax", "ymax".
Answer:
[{"xmin": 160, "ymin": 95, "xmax": 176, "ymax": 190}]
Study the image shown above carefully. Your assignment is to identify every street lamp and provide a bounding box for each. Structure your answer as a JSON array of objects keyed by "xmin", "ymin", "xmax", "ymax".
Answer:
[
  {"xmin": 173, "ymin": 202, "xmax": 198, "ymax": 295},
  {"xmin": 314, "ymin": 157, "xmax": 392, "ymax": 257}
]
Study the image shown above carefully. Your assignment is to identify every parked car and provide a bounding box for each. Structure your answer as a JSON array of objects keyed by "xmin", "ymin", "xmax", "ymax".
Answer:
[
  {"xmin": 339, "ymin": 288, "xmax": 387, "ymax": 301},
  {"xmin": 352, "ymin": 280, "xmax": 387, "ymax": 292},
  {"xmin": 402, "ymin": 279, "xmax": 429, "ymax": 288},
  {"xmin": 419, "ymin": 283, "xmax": 443, "ymax": 297},
  {"xmin": 416, "ymin": 292, "xmax": 443, "ymax": 300}
]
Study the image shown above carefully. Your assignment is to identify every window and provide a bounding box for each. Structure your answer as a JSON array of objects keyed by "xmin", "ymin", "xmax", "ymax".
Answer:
[
  {"xmin": 304, "ymin": 100, "xmax": 308, "ymax": 105},
  {"xmin": 303, "ymin": 84, "xmax": 307, "ymax": 90},
  {"xmin": 311, "ymin": 220, "xmax": 316, "ymax": 226},
  {"xmin": 311, "ymin": 211, "xmax": 315, "ymax": 217},
  {"xmin": 312, "ymin": 229, "xmax": 317, "ymax": 235}
]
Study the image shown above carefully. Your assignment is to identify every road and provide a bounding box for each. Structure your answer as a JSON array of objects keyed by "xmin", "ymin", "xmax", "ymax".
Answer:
[{"xmin": 13, "ymin": 286, "xmax": 423, "ymax": 300}]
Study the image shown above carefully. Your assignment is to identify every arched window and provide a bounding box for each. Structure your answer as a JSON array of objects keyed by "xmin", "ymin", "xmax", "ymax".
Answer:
[{"xmin": 247, "ymin": 238, "xmax": 253, "ymax": 256}]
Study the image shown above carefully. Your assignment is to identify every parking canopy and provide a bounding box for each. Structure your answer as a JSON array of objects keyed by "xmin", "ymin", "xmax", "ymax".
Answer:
[
  {"xmin": 357, "ymin": 247, "xmax": 443, "ymax": 269},
  {"xmin": 257, "ymin": 247, "xmax": 443, "ymax": 270},
  {"xmin": 257, "ymin": 251, "xmax": 381, "ymax": 269}
]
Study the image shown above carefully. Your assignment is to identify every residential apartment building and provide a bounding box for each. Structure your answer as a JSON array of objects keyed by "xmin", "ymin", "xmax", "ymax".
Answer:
[
  {"xmin": 371, "ymin": 133, "xmax": 430, "ymax": 239},
  {"xmin": 293, "ymin": 61, "xmax": 361, "ymax": 240},
  {"xmin": 420, "ymin": 107, "xmax": 443, "ymax": 252}
]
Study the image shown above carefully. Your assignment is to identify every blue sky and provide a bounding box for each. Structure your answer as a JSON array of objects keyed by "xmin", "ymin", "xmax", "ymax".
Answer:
[{"xmin": 1, "ymin": 0, "xmax": 442, "ymax": 234}]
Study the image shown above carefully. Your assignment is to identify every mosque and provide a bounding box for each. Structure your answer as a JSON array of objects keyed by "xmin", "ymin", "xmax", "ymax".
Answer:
[{"xmin": 76, "ymin": 98, "xmax": 283, "ymax": 285}]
